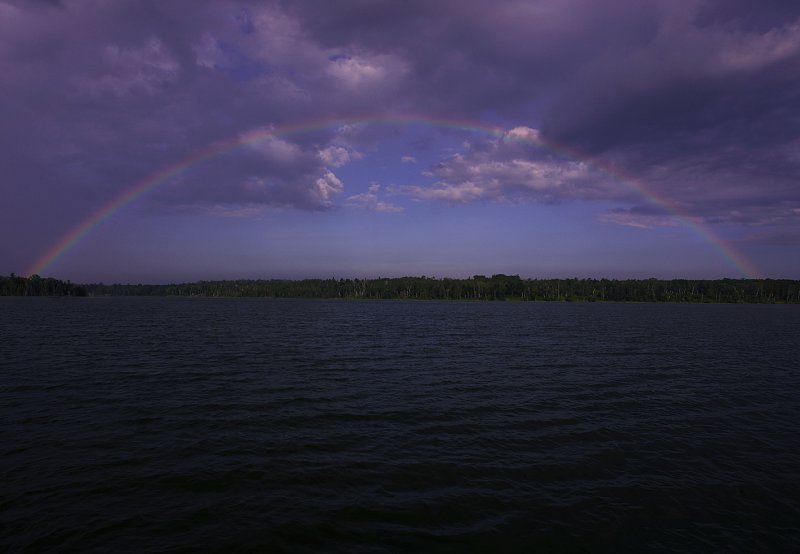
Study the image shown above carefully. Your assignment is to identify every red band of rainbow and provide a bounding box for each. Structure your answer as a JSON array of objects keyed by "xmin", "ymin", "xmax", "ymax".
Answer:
[{"xmin": 26, "ymin": 116, "xmax": 763, "ymax": 279}]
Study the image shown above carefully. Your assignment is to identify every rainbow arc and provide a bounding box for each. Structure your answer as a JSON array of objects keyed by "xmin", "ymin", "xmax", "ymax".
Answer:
[{"xmin": 26, "ymin": 116, "xmax": 762, "ymax": 278}]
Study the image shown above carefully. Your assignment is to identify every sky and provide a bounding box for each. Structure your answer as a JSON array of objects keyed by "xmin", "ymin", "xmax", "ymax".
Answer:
[{"xmin": 1, "ymin": 0, "xmax": 799, "ymax": 283}]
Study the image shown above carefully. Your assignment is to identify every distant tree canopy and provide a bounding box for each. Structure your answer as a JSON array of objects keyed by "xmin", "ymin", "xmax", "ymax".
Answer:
[
  {"xmin": 3, "ymin": 273, "xmax": 798, "ymax": 303},
  {"xmin": 0, "ymin": 274, "xmax": 87, "ymax": 296}
]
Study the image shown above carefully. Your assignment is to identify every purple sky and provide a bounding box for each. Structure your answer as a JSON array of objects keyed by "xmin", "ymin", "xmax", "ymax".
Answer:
[{"xmin": 2, "ymin": 0, "xmax": 799, "ymax": 282}]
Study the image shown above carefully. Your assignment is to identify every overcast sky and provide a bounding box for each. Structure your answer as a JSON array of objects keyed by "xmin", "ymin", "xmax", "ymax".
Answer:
[{"xmin": 2, "ymin": 0, "xmax": 799, "ymax": 282}]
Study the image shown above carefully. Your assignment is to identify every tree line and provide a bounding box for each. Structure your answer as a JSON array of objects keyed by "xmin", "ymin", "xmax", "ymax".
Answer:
[
  {"xmin": 3, "ymin": 273, "xmax": 799, "ymax": 303},
  {"xmin": 0, "ymin": 273, "xmax": 87, "ymax": 296}
]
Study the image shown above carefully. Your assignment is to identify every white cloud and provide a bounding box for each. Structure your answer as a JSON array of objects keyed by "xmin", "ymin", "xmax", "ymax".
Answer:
[
  {"xmin": 504, "ymin": 126, "xmax": 541, "ymax": 143},
  {"xmin": 346, "ymin": 183, "xmax": 403, "ymax": 212},
  {"xmin": 599, "ymin": 210, "xmax": 681, "ymax": 229},
  {"xmin": 318, "ymin": 145, "xmax": 352, "ymax": 167},
  {"xmin": 395, "ymin": 181, "xmax": 486, "ymax": 203},
  {"xmin": 244, "ymin": 133, "xmax": 303, "ymax": 162},
  {"xmin": 313, "ymin": 170, "xmax": 344, "ymax": 204},
  {"xmin": 326, "ymin": 53, "xmax": 407, "ymax": 89},
  {"xmin": 401, "ymin": 155, "xmax": 417, "ymax": 164},
  {"xmin": 200, "ymin": 204, "xmax": 264, "ymax": 218},
  {"xmin": 714, "ymin": 21, "xmax": 800, "ymax": 74},
  {"xmin": 394, "ymin": 129, "xmax": 621, "ymax": 204}
]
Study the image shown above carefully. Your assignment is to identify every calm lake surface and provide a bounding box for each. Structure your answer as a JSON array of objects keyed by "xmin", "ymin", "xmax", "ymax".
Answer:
[{"xmin": 2, "ymin": 298, "xmax": 799, "ymax": 552}]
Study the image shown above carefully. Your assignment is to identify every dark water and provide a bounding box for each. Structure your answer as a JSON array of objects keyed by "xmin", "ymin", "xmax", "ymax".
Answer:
[{"xmin": 2, "ymin": 298, "xmax": 799, "ymax": 553}]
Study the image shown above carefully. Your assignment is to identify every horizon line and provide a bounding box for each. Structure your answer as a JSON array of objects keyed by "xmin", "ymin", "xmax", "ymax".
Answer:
[{"xmin": 12, "ymin": 272, "xmax": 789, "ymax": 284}]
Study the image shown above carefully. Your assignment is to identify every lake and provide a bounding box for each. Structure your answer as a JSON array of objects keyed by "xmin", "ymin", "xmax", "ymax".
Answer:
[{"xmin": 2, "ymin": 298, "xmax": 799, "ymax": 552}]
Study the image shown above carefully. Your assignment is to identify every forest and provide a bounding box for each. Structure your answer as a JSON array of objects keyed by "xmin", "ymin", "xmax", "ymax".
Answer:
[
  {"xmin": 2, "ymin": 273, "xmax": 799, "ymax": 303},
  {"xmin": 0, "ymin": 273, "xmax": 87, "ymax": 296}
]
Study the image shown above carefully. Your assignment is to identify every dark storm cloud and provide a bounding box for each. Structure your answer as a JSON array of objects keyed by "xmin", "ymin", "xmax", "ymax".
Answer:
[
  {"xmin": 541, "ymin": 17, "xmax": 800, "ymax": 157},
  {"xmin": 695, "ymin": 0, "xmax": 800, "ymax": 32},
  {"xmin": 1, "ymin": 0, "xmax": 799, "ymax": 242},
  {"xmin": 0, "ymin": 0, "xmax": 363, "ymax": 220},
  {"xmin": 284, "ymin": 0, "xmax": 800, "ymax": 228},
  {"xmin": 155, "ymin": 137, "xmax": 346, "ymax": 211}
]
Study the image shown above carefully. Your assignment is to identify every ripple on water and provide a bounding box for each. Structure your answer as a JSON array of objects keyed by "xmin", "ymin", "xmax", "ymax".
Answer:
[{"xmin": 1, "ymin": 298, "xmax": 799, "ymax": 552}]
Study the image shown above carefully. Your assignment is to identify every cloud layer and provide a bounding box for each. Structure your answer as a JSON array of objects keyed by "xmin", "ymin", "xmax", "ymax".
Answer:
[{"xmin": 2, "ymin": 0, "xmax": 799, "ymax": 255}]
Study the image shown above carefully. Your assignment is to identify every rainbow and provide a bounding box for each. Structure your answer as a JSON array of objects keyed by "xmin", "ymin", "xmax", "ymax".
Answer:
[{"xmin": 25, "ymin": 115, "xmax": 763, "ymax": 278}]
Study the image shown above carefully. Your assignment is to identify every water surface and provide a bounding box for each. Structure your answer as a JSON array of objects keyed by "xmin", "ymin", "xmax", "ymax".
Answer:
[{"xmin": 2, "ymin": 298, "xmax": 799, "ymax": 552}]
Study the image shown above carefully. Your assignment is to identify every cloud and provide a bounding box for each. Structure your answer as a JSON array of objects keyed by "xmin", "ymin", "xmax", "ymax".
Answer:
[
  {"xmin": 738, "ymin": 227, "xmax": 800, "ymax": 246},
  {"xmin": 74, "ymin": 38, "xmax": 180, "ymax": 98},
  {"xmin": 1, "ymin": 0, "xmax": 799, "ymax": 249},
  {"xmin": 395, "ymin": 127, "xmax": 624, "ymax": 204},
  {"xmin": 147, "ymin": 130, "xmax": 349, "ymax": 212},
  {"xmin": 325, "ymin": 53, "xmax": 408, "ymax": 89},
  {"xmin": 313, "ymin": 170, "xmax": 344, "ymax": 203},
  {"xmin": 346, "ymin": 183, "xmax": 403, "ymax": 212},
  {"xmin": 319, "ymin": 145, "xmax": 355, "ymax": 167},
  {"xmin": 401, "ymin": 155, "xmax": 416, "ymax": 164},
  {"xmin": 188, "ymin": 204, "xmax": 266, "ymax": 219},
  {"xmin": 289, "ymin": 0, "xmax": 800, "ymax": 225},
  {"xmin": 600, "ymin": 207, "xmax": 682, "ymax": 229}
]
